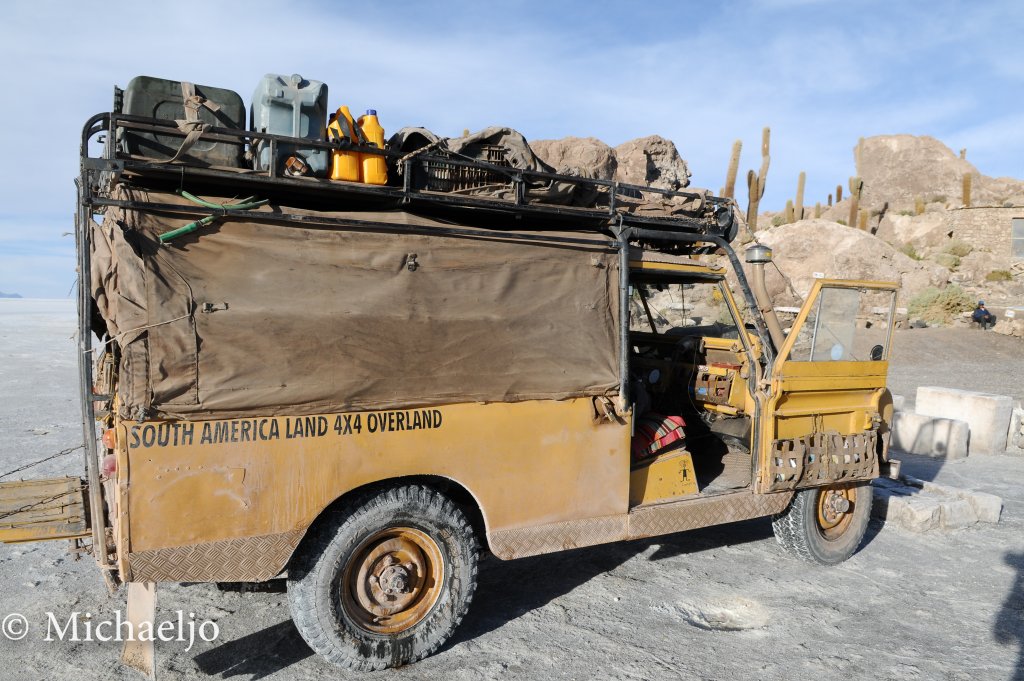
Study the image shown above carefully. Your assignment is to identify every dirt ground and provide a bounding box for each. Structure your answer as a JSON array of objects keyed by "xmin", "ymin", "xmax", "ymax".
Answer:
[{"xmin": 1, "ymin": 300, "xmax": 1022, "ymax": 681}]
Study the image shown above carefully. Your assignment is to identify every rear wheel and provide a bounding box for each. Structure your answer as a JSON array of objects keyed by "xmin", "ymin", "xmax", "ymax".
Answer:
[
  {"xmin": 288, "ymin": 484, "xmax": 479, "ymax": 671},
  {"xmin": 772, "ymin": 482, "xmax": 873, "ymax": 565}
]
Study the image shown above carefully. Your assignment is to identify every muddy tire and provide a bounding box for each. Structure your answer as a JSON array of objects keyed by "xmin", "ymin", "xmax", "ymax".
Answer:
[
  {"xmin": 772, "ymin": 483, "xmax": 873, "ymax": 566},
  {"xmin": 287, "ymin": 484, "xmax": 479, "ymax": 671}
]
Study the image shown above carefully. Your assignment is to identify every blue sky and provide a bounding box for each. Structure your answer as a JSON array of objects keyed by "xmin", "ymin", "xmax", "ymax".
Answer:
[{"xmin": 2, "ymin": 0, "xmax": 1022, "ymax": 297}]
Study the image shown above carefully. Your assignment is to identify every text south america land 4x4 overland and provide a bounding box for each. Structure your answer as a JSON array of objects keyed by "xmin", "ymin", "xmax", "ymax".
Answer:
[{"xmin": 127, "ymin": 409, "xmax": 444, "ymax": 449}]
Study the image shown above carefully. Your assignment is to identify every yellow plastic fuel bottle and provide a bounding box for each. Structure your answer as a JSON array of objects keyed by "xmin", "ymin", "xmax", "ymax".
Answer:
[
  {"xmin": 358, "ymin": 109, "xmax": 387, "ymax": 185},
  {"xmin": 328, "ymin": 105, "xmax": 360, "ymax": 182}
]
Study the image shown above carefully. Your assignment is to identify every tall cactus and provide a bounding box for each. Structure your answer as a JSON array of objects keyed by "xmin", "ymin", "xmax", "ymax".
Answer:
[
  {"xmin": 959, "ymin": 148, "xmax": 967, "ymax": 160},
  {"xmin": 827, "ymin": 193, "xmax": 833, "ymax": 207},
  {"xmin": 858, "ymin": 208, "xmax": 869, "ymax": 230},
  {"xmin": 836, "ymin": 184, "xmax": 843, "ymax": 203},
  {"xmin": 746, "ymin": 126, "xmax": 771, "ymax": 230},
  {"xmin": 814, "ymin": 202, "xmax": 823, "ymax": 218},
  {"xmin": 847, "ymin": 176, "xmax": 863, "ymax": 228},
  {"xmin": 784, "ymin": 199, "xmax": 794, "ymax": 224},
  {"xmin": 962, "ymin": 172, "xmax": 973, "ymax": 207},
  {"xmin": 794, "ymin": 171, "xmax": 806, "ymax": 221},
  {"xmin": 723, "ymin": 139, "xmax": 742, "ymax": 198}
]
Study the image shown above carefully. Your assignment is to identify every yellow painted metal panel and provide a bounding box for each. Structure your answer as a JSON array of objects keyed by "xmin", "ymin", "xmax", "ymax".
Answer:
[
  {"xmin": 123, "ymin": 399, "xmax": 631, "ymax": 554},
  {"xmin": 628, "ymin": 260, "xmax": 716, "ymax": 275},
  {"xmin": 629, "ymin": 449, "xmax": 699, "ymax": 506}
]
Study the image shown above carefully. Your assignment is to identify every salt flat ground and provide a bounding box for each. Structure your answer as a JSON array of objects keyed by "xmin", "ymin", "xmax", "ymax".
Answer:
[{"xmin": 0, "ymin": 299, "xmax": 1022, "ymax": 681}]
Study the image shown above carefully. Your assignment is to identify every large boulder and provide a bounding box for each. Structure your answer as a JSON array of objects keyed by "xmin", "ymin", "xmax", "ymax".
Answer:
[
  {"xmin": 614, "ymin": 135, "xmax": 691, "ymax": 190},
  {"xmin": 856, "ymin": 135, "xmax": 1024, "ymax": 212},
  {"xmin": 856, "ymin": 135, "xmax": 977, "ymax": 213},
  {"xmin": 530, "ymin": 136, "xmax": 617, "ymax": 180},
  {"xmin": 881, "ymin": 212, "xmax": 952, "ymax": 253},
  {"xmin": 753, "ymin": 219, "xmax": 948, "ymax": 306}
]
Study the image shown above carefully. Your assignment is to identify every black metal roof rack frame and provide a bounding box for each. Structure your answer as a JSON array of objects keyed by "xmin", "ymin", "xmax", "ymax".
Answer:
[{"xmin": 80, "ymin": 112, "xmax": 739, "ymax": 240}]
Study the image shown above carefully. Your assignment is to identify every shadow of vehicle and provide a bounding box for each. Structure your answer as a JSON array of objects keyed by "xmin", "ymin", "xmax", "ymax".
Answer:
[
  {"xmin": 192, "ymin": 619, "xmax": 313, "ymax": 680},
  {"xmin": 446, "ymin": 516, "xmax": 774, "ymax": 649},
  {"xmin": 995, "ymin": 551, "xmax": 1024, "ymax": 681}
]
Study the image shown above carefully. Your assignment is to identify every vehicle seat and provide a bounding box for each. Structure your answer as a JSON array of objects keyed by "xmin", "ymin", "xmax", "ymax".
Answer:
[{"xmin": 631, "ymin": 414, "xmax": 686, "ymax": 462}]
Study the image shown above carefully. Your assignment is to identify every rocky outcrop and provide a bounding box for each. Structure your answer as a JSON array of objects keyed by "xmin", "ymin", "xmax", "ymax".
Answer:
[
  {"xmin": 856, "ymin": 135, "xmax": 1024, "ymax": 212},
  {"xmin": 530, "ymin": 136, "xmax": 617, "ymax": 180},
  {"xmin": 877, "ymin": 212, "xmax": 952, "ymax": 252},
  {"xmin": 753, "ymin": 219, "xmax": 947, "ymax": 306},
  {"xmin": 614, "ymin": 136, "xmax": 691, "ymax": 190},
  {"xmin": 857, "ymin": 135, "xmax": 976, "ymax": 212}
]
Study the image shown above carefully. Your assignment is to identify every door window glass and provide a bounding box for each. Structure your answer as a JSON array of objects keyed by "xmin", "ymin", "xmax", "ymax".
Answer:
[{"xmin": 788, "ymin": 287, "xmax": 894, "ymax": 362}]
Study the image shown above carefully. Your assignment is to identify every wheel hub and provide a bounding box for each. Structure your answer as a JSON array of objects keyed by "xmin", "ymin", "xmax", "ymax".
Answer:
[
  {"xmin": 378, "ymin": 563, "xmax": 413, "ymax": 595},
  {"xmin": 342, "ymin": 527, "xmax": 444, "ymax": 634},
  {"xmin": 817, "ymin": 486, "xmax": 856, "ymax": 539}
]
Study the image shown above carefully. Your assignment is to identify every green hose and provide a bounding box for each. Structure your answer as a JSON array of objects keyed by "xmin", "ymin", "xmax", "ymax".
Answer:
[{"xmin": 158, "ymin": 191, "xmax": 269, "ymax": 243}]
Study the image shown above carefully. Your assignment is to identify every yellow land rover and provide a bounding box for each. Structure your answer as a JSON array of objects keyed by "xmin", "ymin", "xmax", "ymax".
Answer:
[{"xmin": 0, "ymin": 106, "xmax": 897, "ymax": 673}]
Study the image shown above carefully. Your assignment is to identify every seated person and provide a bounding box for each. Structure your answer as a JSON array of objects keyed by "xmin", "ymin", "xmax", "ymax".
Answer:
[{"xmin": 972, "ymin": 301, "xmax": 996, "ymax": 329}]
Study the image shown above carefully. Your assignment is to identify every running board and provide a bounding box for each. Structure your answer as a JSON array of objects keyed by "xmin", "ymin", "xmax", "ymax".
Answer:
[
  {"xmin": 0, "ymin": 477, "xmax": 90, "ymax": 544},
  {"xmin": 487, "ymin": 488, "xmax": 794, "ymax": 560}
]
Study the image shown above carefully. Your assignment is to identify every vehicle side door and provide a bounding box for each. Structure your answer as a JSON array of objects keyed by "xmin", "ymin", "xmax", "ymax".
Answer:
[{"xmin": 756, "ymin": 279, "xmax": 898, "ymax": 493}]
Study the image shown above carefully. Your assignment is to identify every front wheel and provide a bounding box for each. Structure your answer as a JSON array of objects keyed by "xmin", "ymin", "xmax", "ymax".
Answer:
[
  {"xmin": 287, "ymin": 484, "xmax": 479, "ymax": 671},
  {"xmin": 772, "ymin": 483, "xmax": 873, "ymax": 565}
]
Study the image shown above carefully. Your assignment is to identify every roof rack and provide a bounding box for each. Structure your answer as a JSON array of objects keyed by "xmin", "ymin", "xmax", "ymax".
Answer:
[{"xmin": 79, "ymin": 113, "xmax": 739, "ymax": 242}]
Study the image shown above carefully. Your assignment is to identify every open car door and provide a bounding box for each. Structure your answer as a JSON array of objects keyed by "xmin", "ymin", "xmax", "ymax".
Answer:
[{"xmin": 757, "ymin": 279, "xmax": 898, "ymax": 493}]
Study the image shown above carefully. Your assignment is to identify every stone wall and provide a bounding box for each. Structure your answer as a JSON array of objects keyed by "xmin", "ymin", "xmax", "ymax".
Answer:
[{"xmin": 947, "ymin": 207, "xmax": 1024, "ymax": 260}]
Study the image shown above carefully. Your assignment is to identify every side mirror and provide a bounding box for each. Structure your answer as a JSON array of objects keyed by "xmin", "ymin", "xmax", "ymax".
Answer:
[{"xmin": 869, "ymin": 344, "xmax": 884, "ymax": 361}]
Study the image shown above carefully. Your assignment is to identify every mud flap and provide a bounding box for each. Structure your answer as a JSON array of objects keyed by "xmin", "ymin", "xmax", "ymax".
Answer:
[{"xmin": 121, "ymin": 582, "xmax": 157, "ymax": 679}]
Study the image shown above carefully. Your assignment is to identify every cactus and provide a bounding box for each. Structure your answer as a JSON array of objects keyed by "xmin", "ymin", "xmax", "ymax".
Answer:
[
  {"xmin": 914, "ymin": 195, "xmax": 925, "ymax": 215},
  {"xmin": 855, "ymin": 137, "xmax": 865, "ymax": 175},
  {"xmin": 724, "ymin": 139, "xmax": 742, "ymax": 198},
  {"xmin": 962, "ymin": 172, "xmax": 973, "ymax": 207},
  {"xmin": 784, "ymin": 199, "xmax": 794, "ymax": 224},
  {"xmin": 794, "ymin": 171, "xmax": 806, "ymax": 221},
  {"xmin": 858, "ymin": 208, "xmax": 869, "ymax": 230},
  {"xmin": 814, "ymin": 202, "xmax": 822, "ymax": 218},
  {"xmin": 827, "ymin": 193, "xmax": 833, "ymax": 207},
  {"xmin": 836, "ymin": 184, "xmax": 843, "ymax": 203},
  {"xmin": 960, "ymin": 148, "xmax": 967, "ymax": 160},
  {"xmin": 745, "ymin": 126, "xmax": 771, "ymax": 230},
  {"xmin": 847, "ymin": 176, "xmax": 863, "ymax": 229}
]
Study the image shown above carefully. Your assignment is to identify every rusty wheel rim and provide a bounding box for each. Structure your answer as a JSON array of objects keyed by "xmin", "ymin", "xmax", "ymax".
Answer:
[
  {"xmin": 817, "ymin": 486, "xmax": 856, "ymax": 540},
  {"xmin": 341, "ymin": 527, "xmax": 445, "ymax": 635}
]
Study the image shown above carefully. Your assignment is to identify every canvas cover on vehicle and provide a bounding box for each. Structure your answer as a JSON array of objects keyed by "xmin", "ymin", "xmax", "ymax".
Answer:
[{"xmin": 90, "ymin": 186, "xmax": 621, "ymax": 419}]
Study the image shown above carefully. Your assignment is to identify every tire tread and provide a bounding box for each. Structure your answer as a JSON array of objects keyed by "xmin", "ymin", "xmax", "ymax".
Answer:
[{"xmin": 287, "ymin": 484, "xmax": 478, "ymax": 671}]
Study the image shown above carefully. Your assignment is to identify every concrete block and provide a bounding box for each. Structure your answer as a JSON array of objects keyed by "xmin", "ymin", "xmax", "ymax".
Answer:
[
  {"xmin": 964, "ymin": 491, "xmax": 1003, "ymax": 524},
  {"xmin": 890, "ymin": 412, "xmax": 970, "ymax": 458},
  {"xmin": 896, "ymin": 497, "xmax": 941, "ymax": 532},
  {"xmin": 892, "ymin": 394, "xmax": 906, "ymax": 412},
  {"xmin": 1009, "ymin": 407, "xmax": 1024, "ymax": 452},
  {"xmin": 903, "ymin": 475, "xmax": 1003, "ymax": 525},
  {"xmin": 916, "ymin": 386, "xmax": 1014, "ymax": 454},
  {"xmin": 939, "ymin": 498, "xmax": 978, "ymax": 529}
]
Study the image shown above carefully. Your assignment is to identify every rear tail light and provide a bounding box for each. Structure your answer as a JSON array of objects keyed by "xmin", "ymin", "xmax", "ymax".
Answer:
[
  {"xmin": 101, "ymin": 454, "xmax": 117, "ymax": 477},
  {"xmin": 101, "ymin": 429, "xmax": 117, "ymax": 450}
]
